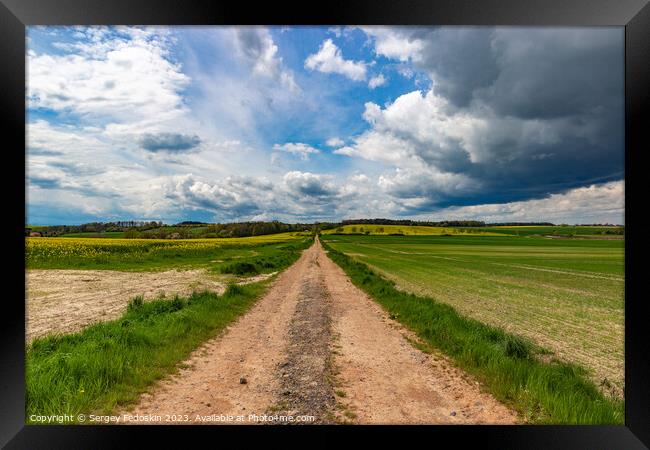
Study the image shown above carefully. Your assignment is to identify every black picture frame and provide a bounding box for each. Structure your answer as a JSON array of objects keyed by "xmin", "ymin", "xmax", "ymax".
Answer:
[{"xmin": 2, "ymin": 0, "xmax": 649, "ymax": 447}]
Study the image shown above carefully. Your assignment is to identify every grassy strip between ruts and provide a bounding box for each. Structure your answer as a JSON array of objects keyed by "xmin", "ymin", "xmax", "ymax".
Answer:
[
  {"xmin": 322, "ymin": 242, "xmax": 623, "ymax": 424},
  {"xmin": 26, "ymin": 283, "xmax": 267, "ymax": 423}
]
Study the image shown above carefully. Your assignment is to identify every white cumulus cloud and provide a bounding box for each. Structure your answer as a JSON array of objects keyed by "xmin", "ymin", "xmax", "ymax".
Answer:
[{"xmin": 305, "ymin": 39, "xmax": 367, "ymax": 81}]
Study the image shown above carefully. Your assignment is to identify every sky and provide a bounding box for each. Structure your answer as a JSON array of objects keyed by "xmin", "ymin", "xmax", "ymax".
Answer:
[{"xmin": 26, "ymin": 26, "xmax": 624, "ymax": 225}]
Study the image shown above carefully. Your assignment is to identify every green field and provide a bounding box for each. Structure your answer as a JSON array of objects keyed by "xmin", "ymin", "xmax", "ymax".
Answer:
[
  {"xmin": 323, "ymin": 242, "xmax": 622, "ymax": 424},
  {"xmin": 321, "ymin": 233, "xmax": 624, "ymax": 399},
  {"xmin": 26, "ymin": 233, "xmax": 312, "ymax": 272},
  {"xmin": 463, "ymin": 225, "xmax": 624, "ymax": 237},
  {"xmin": 322, "ymin": 224, "xmax": 505, "ymax": 236}
]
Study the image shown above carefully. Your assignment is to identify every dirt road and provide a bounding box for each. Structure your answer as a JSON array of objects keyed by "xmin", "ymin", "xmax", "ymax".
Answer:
[{"xmin": 122, "ymin": 239, "xmax": 517, "ymax": 424}]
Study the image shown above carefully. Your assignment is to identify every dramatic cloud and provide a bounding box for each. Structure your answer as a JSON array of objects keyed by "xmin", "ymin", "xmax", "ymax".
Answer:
[
  {"xmin": 362, "ymin": 27, "xmax": 623, "ymax": 115},
  {"xmin": 26, "ymin": 26, "xmax": 624, "ymax": 224},
  {"xmin": 140, "ymin": 133, "xmax": 202, "ymax": 152},
  {"xmin": 272, "ymin": 143, "xmax": 320, "ymax": 160},
  {"xmin": 337, "ymin": 87, "xmax": 623, "ymax": 208},
  {"xmin": 378, "ymin": 167, "xmax": 478, "ymax": 209},
  {"xmin": 338, "ymin": 27, "xmax": 625, "ymax": 210},
  {"xmin": 305, "ymin": 39, "xmax": 367, "ymax": 81}
]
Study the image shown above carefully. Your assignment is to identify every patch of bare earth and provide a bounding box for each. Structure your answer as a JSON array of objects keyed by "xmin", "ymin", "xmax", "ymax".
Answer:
[
  {"xmin": 25, "ymin": 269, "xmax": 273, "ymax": 343},
  {"xmin": 119, "ymin": 239, "xmax": 516, "ymax": 425}
]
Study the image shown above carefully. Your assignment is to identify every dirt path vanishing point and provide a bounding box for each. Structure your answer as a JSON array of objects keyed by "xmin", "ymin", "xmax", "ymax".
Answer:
[
  {"xmin": 26, "ymin": 269, "xmax": 273, "ymax": 342},
  {"xmin": 122, "ymin": 239, "xmax": 517, "ymax": 424}
]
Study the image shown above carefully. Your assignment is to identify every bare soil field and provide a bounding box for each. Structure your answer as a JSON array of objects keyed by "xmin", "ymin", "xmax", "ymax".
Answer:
[
  {"xmin": 121, "ymin": 239, "xmax": 516, "ymax": 424},
  {"xmin": 26, "ymin": 269, "xmax": 272, "ymax": 342}
]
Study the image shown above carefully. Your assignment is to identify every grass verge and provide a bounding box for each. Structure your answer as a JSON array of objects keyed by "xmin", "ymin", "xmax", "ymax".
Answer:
[
  {"xmin": 26, "ymin": 283, "xmax": 265, "ymax": 423},
  {"xmin": 322, "ymin": 242, "xmax": 623, "ymax": 424}
]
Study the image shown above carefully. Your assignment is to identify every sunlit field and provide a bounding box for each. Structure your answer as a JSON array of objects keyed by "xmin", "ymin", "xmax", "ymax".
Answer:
[
  {"xmin": 321, "ymin": 233, "xmax": 624, "ymax": 398},
  {"xmin": 25, "ymin": 233, "xmax": 311, "ymax": 271}
]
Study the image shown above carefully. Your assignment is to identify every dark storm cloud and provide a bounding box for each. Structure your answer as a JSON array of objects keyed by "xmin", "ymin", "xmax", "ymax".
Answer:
[
  {"xmin": 139, "ymin": 133, "xmax": 202, "ymax": 152},
  {"xmin": 358, "ymin": 27, "xmax": 624, "ymax": 211},
  {"xmin": 385, "ymin": 27, "xmax": 623, "ymax": 117},
  {"xmin": 410, "ymin": 27, "xmax": 500, "ymax": 108},
  {"xmin": 481, "ymin": 28, "xmax": 624, "ymax": 120}
]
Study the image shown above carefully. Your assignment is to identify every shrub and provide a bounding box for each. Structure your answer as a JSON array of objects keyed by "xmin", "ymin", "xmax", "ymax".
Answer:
[{"xmin": 220, "ymin": 261, "xmax": 259, "ymax": 275}]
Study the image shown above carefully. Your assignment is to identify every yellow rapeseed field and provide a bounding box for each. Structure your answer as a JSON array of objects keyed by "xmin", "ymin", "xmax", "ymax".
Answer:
[{"xmin": 25, "ymin": 232, "xmax": 308, "ymax": 265}]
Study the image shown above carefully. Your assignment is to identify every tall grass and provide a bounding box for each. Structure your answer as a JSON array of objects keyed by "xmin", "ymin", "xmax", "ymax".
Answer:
[
  {"xmin": 322, "ymin": 243, "xmax": 623, "ymax": 424},
  {"xmin": 26, "ymin": 284, "xmax": 265, "ymax": 422}
]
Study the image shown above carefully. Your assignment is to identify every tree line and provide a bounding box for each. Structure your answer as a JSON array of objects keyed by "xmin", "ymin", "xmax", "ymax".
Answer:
[
  {"xmin": 27, "ymin": 218, "xmax": 622, "ymax": 239},
  {"xmin": 28, "ymin": 221, "xmax": 163, "ymax": 237},
  {"xmin": 341, "ymin": 218, "xmax": 487, "ymax": 227}
]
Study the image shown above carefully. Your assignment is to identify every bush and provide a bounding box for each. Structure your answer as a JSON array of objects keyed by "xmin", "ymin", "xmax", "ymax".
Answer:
[{"xmin": 220, "ymin": 261, "xmax": 259, "ymax": 275}]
